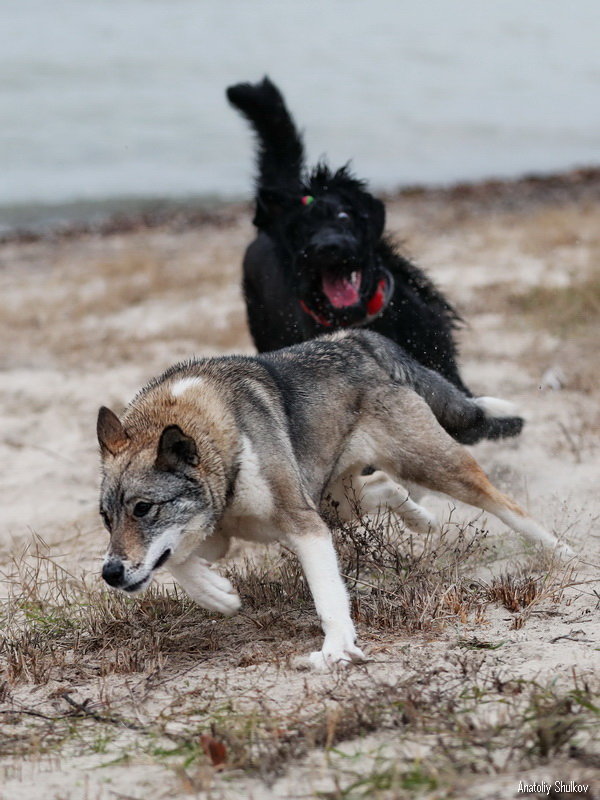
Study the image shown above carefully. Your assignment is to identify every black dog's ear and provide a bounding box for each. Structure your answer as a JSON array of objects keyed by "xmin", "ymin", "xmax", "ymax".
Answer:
[
  {"xmin": 156, "ymin": 425, "xmax": 199, "ymax": 471},
  {"xmin": 368, "ymin": 196, "xmax": 386, "ymax": 239},
  {"xmin": 253, "ymin": 188, "xmax": 291, "ymax": 229}
]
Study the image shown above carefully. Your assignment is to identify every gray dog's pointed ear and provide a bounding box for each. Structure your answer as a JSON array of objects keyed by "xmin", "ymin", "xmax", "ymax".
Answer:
[
  {"xmin": 156, "ymin": 425, "xmax": 199, "ymax": 471},
  {"xmin": 369, "ymin": 197, "xmax": 386, "ymax": 239},
  {"xmin": 97, "ymin": 406, "xmax": 129, "ymax": 456}
]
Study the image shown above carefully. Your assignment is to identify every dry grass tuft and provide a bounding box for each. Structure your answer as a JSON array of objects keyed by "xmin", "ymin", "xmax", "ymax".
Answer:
[
  {"xmin": 485, "ymin": 566, "xmax": 576, "ymax": 630},
  {"xmin": 0, "ymin": 524, "xmax": 593, "ymax": 789},
  {"xmin": 1, "ymin": 513, "xmax": 575, "ymax": 691},
  {"xmin": 333, "ymin": 509, "xmax": 489, "ymax": 632},
  {"xmin": 1, "ymin": 544, "xmax": 229, "ymax": 686},
  {"xmin": 224, "ymin": 505, "xmax": 492, "ymax": 640},
  {"xmin": 487, "ymin": 572, "xmax": 547, "ymax": 612}
]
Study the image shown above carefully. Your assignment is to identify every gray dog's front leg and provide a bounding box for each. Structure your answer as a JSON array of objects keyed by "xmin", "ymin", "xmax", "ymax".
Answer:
[
  {"xmin": 167, "ymin": 532, "xmax": 241, "ymax": 615},
  {"xmin": 286, "ymin": 518, "xmax": 365, "ymax": 670},
  {"xmin": 168, "ymin": 555, "xmax": 241, "ymax": 615}
]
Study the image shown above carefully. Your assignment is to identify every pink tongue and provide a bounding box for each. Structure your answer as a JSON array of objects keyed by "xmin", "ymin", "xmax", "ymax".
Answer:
[{"xmin": 322, "ymin": 274, "xmax": 360, "ymax": 308}]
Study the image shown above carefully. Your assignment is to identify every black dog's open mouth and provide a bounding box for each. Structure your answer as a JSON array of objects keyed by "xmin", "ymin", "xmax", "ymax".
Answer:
[
  {"xmin": 321, "ymin": 269, "xmax": 362, "ymax": 308},
  {"xmin": 300, "ymin": 267, "xmax": 393, "ymax": 328}
]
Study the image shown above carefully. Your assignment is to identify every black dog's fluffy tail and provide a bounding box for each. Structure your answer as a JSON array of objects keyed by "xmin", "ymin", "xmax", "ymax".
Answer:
[{"xmin": 226, "ymin": 76, "xmax": 304, "ymax": 190}]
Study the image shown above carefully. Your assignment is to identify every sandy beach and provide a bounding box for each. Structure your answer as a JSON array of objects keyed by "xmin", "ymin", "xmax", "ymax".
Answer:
[{"xmin": 1, "ymin": 170, "xmax": 599, "ymax": 799}]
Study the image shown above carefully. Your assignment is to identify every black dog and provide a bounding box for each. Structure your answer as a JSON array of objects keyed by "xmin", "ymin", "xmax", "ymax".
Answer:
[{"xmin": 227, "ymin": 77, "xmax": 523, "ymax": 442}]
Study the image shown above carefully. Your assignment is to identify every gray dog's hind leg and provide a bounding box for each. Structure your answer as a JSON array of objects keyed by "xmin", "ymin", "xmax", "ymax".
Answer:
[
  {"xmin": 377, "ymin": 396, "xmax": 574, "ymax": 557},
  {"xmin": 327, "ymin": 471, "xmax": 439, "ymax": 534}
]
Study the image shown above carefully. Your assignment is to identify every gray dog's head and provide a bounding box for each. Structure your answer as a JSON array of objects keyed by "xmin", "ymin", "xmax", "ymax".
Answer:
[{"xmin": 96, "ymin": 406, "xmax": 215, "ymax": 593}]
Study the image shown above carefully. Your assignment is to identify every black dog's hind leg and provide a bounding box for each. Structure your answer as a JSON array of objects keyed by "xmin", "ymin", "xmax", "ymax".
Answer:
[{"xmin": 227, "ymin": 76, "xmax": 304, "ymax": 191}]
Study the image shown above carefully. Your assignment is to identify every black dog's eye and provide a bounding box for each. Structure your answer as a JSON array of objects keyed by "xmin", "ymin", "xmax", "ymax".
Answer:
[
  {"xmin": 133, "ymin": 501, "xmax": 153, "ymax": 518},
  {"xmin": 337, "ymin": 211, "xmax": 350, "ymax": 221},
  {"xmin": 100, "ymin": 510, "xmax": 111, "ymax": 532}
]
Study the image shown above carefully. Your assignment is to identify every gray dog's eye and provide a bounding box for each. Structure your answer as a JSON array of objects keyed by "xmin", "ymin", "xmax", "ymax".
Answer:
[
  {"xmin": 337, "ymin": 211, "xmax": 350, "ymax": 220},
  {"xmin": 133, "ymin": 501, "xmax": 153, "ymax": 518}
]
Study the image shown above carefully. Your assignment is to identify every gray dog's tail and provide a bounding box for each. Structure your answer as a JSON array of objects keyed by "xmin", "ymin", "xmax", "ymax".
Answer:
[
  {"xmin": 439, "ymin": 393, "xmax": 524, "ymax": 444},
  {"xmin": 226, "ymin": 76, "xmax": 305, "ymax": 190},
  {"xmin": 406, "ymin": 360, "xmax": 523, "ymax": 444},
  {"xmin": 367, "ymin": 333, "xmax": 524, "ymax": 444}
]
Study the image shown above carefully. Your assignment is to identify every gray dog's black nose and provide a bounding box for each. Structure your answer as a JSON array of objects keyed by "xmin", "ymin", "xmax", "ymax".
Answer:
[{"xmin": 102, "ymin": 560, "xmax": 125, "ymax": 587}]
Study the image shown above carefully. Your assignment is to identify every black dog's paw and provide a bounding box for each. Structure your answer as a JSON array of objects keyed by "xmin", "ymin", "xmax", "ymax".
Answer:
[{"xmin": 226, "ymin": 76, "xmax": 284, "ymax": 115}]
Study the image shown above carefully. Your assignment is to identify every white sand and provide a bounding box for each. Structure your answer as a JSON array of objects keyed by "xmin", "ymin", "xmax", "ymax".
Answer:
[{"xmin": 1, "ymin": 188, "xmax": 598, "ymax": 798}]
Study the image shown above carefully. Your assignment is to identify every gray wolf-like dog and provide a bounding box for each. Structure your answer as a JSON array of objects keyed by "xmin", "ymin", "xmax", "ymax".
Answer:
[{"xmin": 97, "ymin": 330, "xmax": 572, "ymax": 670}]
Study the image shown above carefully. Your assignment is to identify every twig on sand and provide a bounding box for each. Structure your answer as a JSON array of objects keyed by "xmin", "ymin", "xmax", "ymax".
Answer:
[{"xmin": 59, "ymin": 692, "xmax": 145, "ymax": 731}]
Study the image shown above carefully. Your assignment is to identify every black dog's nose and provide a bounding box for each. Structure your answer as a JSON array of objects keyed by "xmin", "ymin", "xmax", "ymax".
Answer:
[
  {"xmin": 308, "ymin": 230, "xmax": 357, "ymax": 262},
  {"xmin": 102, "ymin": 560, "xmax": 125, "ymax": 587},
  {"xmin": 315, "ymin": 241, "xmax": 345, "ymax": 258}
]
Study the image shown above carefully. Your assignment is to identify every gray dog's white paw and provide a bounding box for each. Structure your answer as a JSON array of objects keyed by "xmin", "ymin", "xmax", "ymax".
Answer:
[
  {"xmin": 180, "ymin": 570, "xmax": 242, "ymax": 616},
  {"xmin": 405, "ymin": 508, "xmax": 440, "ymax": 535},
  {"xmin": 554, "ymin": 541, "xmax": 576, "ymax": 560},
  {"xmin": 293, "ymin": 644, "xmax": 367, "ymax": 672},
  {"xmin": 206, "ymin": 569, "xmax": 236, "ymax": 593},
  {"xmin": 202, "ymin": 572, "xmax": 242, "ymax": 616},
  {"xmin": 205, "ymin": 590, "xmax": 242, "ymax": 616},
  {"xmin": 197, "ymin": 589, "xmax": 241, "ymax": 616}
]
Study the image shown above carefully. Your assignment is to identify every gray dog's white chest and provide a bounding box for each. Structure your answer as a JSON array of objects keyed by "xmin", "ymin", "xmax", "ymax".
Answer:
[{"xmin": 219, "ymin": 435, "xmax": 281, "ymax": 543}]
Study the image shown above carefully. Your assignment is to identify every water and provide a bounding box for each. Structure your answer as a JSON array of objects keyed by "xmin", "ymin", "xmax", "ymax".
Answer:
[{"xmin": 2, "ymin": 0, "xmax": 599, "ymax": 229}]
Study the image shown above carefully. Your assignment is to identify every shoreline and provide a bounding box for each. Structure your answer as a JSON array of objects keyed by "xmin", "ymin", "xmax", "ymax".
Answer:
[{"xmin": 1, "ymin": 165, "xmax": 598, "ymax": 245}]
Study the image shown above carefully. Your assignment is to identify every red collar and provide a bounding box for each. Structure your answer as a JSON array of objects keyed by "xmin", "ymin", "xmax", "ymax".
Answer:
[{"xmin": 299, "ymin": 270, "xmax": 394, "ymax": 328}]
